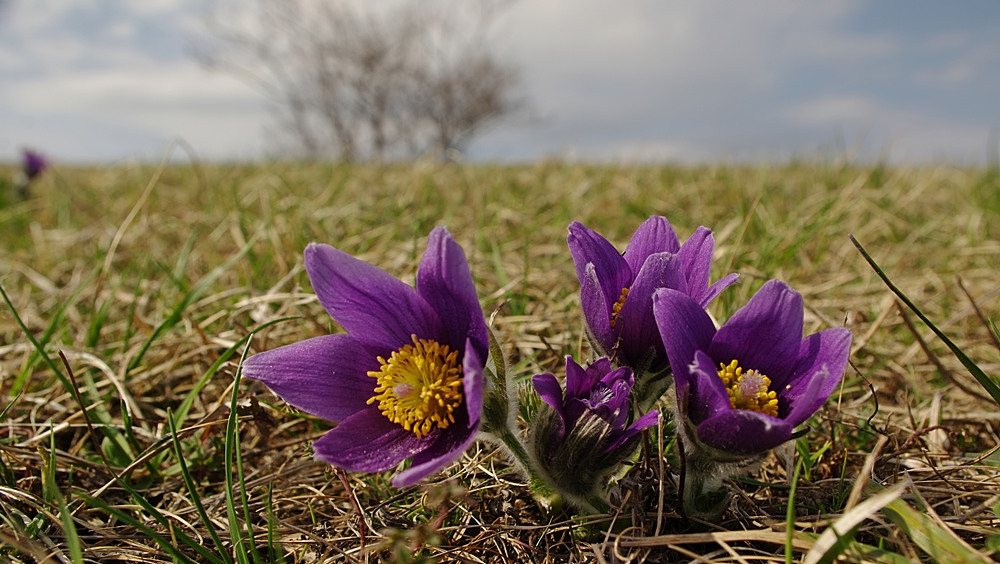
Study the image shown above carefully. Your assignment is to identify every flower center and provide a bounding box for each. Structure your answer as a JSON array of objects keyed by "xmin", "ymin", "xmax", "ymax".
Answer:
[
  {"xmin": 717, "ymin": 359, "xmax": 779, "ymax": 417},
  {"xmin": 610, "ymin": 287, "xmax": 629, "ymax": 328},
  {"xmin": 367, "ymin": 335, "xmax": 464, "ymax": 439}
]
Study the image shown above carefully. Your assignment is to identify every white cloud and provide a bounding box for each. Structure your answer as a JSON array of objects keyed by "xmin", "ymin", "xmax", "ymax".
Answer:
[
  {"xmin": 913, "ymin": 41, "xmax": 999, "ymax": 86},
  {"xmin": 481, "ymin": 0, "xmax": 901, "ymax": 157},
  {"xmin": 498, "ymin": 0, "xmax": 880, "ymax": 95},
  {"xmin": 4, "ymin": 61, "xmax": 269, "ymax": 161},
  {"xmin": 0, "ymin": 0, "xmax": 272, "ymax": 161},
  {"xmin": 779, "ymin": 94, "xmax": 993, "ymax": 163},
  {"xmin": 781, "ymin": 96, "xmax": 882, "ymax": 126},
  {"xmin": 3, "ymin": 0, "xmax": 999, "ymax": 163},
  {"xmin": 470, "ymin": 0, "xmax": 998, "ymax": 164}
]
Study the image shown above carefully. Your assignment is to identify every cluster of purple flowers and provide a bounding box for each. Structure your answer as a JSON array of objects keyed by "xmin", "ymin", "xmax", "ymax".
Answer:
[{"xmin": 242, "ymin": 215, "xmax": 851, "ymax": 520}]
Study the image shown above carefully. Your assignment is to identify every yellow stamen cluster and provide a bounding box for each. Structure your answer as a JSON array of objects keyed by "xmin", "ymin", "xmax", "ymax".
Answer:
[
  {"xmin": 367, "ymin": 336, "xmax": 464, "ymax": 439},
  {"xmin": 610, "ymin": 287, "xmax": 630, "ymax": 328},
  {"xmin": 717, "ymin": 359, "xmax": 779, "ymax": 417}
]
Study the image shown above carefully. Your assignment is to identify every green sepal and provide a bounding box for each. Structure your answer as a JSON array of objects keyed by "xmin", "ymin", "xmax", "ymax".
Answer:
[{"xmin": 480, "ymin": 326, "xmax": 512, "ymax": 435}]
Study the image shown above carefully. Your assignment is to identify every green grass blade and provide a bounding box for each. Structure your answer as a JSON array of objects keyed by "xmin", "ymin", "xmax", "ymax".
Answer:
[
  {"xmin": 1, "ymin": 283, "xmax": 71, "ymax": 394},
  {"xmin": 167, "ymin": 408, "xmax": 234, "ymax": 564},
  {"xmin": 0, "ymin": 391, "xmax": 22, "ymax": 421},
  {"xmin": 121, "ymin": 258, "xmax": 151, "ymax": 350},
  {"xmin": 786, "ymin": 460, "xmax": 801, "ymax": 564},
  {"xmin": 128, "ymin": 228, "xmax": 263, "ymax": 373},
  {"xmin": 233, "ymin": 401, "xmax": 262, "ymax": 564},
  {"xmin": 92, "ymin": 466, "xmax": 227, "ymax": 564},
  {"xmin": 172, "ymin": 231, "xmax": 201, "ymax": 284},
  {"xmin": 119, "ymin": 397, "xmax": 143, "ymax": 458},
  {"xmin": 7, "ymin": 267, "xmax": 97, "ymax": 394},
  {"xmin": 850, "ymin": 235, "xmax": 1000, "ymax": 406},
  {"xmin": 56, "ymin": 489, "xmax": 83, "ymax": 564},
  {"xmin": 802, "ymin": 481, "xmax": 906, "ymax": 564},
  {"xmin": 172, "ymin": 315, "xmax": 298, "ymax": 430},
  {"xmin": 43, "ymin": 427, "xmax": 83, "ymax": 563},
  {"xmin": 85, "ymin": 295, "xmax": 111, "ymax": 348},
  {"xmin": 264, "ymin": 484, "xmax": 286, "ymax": 564},
  {"xmin": 881, "ymin": 494, "xmax": 991, "ymax": 563},
  {"xmin": 225, "ymin": 347, "xmax": 260, "ymax": 564},
  {"xmin": 74, "ymin": 371, "xmax": 136, "ymax": 464},
  {"xmin": 81, "ymin": 494, "xmax": 199, "ymax": 564}
]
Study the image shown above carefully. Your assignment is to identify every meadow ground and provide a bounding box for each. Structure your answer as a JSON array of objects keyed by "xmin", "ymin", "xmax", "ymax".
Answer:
[{"xmin": 0, "ymin": 160, "xmax": 998, "ymax": 562}]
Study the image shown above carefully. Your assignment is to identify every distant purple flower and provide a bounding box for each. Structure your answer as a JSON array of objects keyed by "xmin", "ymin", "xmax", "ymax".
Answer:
[
  {"xmin": 529, "ymin": 357, "xmax": 659, "ymax": 508},
  {"xmin": 242, "ymin": 227, "xmax": 488, "ymax": 487},
  {"xmin": 568, "ymin": 216, "xmax": 738, "ymax": 375},
  {"xmin": 22, "ymin": 149, "xmax": 47, "ymax": 180},
  {"xmin": 653, "ymin": 279, "xmax": 852, "ymax": 458}
]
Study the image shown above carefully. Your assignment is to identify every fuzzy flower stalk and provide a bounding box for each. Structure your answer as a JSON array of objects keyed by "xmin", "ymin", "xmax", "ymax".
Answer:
[
  {"xmin": 567, "ymin": 216, "xmax": 738, "ymax": 410},
  {"xmin": 653, "ymin": 279, "xmax": 852, "ymax": 521},
  {"xmin": 528, "ymin": 356, "xmax": 659, "ymax": 513},
  {"xmin": 242, "ymin": 227, "xmax": 490, "ymax": 487}
]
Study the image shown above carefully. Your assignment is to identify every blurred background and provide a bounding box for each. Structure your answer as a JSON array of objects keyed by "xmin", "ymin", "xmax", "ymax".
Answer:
[{"xmin": 2, "ymin": 0, "xmax": 998, "ymax": 165}]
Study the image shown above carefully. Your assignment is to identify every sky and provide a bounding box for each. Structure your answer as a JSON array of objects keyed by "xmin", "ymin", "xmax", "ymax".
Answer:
[{"xmin": 2, "ymin": 0, "xmax": 999, "ymax": 165}]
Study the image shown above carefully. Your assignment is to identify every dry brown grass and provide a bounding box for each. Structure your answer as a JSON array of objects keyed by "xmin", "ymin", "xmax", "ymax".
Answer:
[{"xmin": 0, "ymin": 160, "xmax": 998, "ymax": 562}]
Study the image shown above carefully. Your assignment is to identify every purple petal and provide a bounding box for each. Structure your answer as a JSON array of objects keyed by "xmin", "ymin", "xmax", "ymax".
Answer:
[
  {"xmin": 684, "ymin": 350, "xmax": 733, "ymax": 424},
  {"xmin": 678, "ymin": 226, "xmax": 739, "ymax": 308},
  {"xmin": 563, "ymin": 356, "xmax": 587, "ymax": 399},
  {"xmin": 631, "ymin": 409, "xmax": 661, "ymax": 433},
  {"xmin": 241, "ymin": 334, "xmax": 377, "ymax": 423},
  {"xmin": 568, "ymin": 221, "xmax": 632, "ymax": 320},
  {"xmin": 579, "ymin": 262, "xmax": 617, "ymax": 356},
  {"xmin": 566, "ymin": 356, "xmax": 611, "ymax": 399},
  {"xmin": 417, "ymin": 227, "xmax": 488, "ymax": 360},
  {"xmin": 781, "ymin": 328, "xmax": 852, "ymax": 426},
  {"xmin": 462, "ymin": 338, "xmax": 485, "ymax": 426},
  {"xmin": 617, "ymin": 252, "xmax": 687, "ymax": 370},
  {"xmin": 392, "ymin": 422, "xmax": 480, "ymax": 487},
  {"xmin": 532, "ymin": 373, "xmax": 565, "ymax": 416},
  {"xmin": 708, "ymin": 279, "xmax": 803, "ymax": 381},
  {"xmin": 598, "ymin": 363, "xmax": 633, "ymax": 389},
  {"xmin": 604, "ymin": 409, "xmax": 659, "ymax": 453},
  {"xmin": 312, "ymin": 408, "xmax": 434, "ymax": 473},
  {"xmin": 623, "ymin": 216, "xmax": 681, "ymax": 275},
  {"xmin": 600, "ymin": 378, "xmax": 633, "ymax": 427},
  {"xmin": 695, "ymin": 409, "xmax": 793, "ymax": 455},
  {"xmin": 701, "ymin": 273, "xmax": 741, "ymax": 309},
  {"xmin": 563, "ymin": 397, "xmax": 590, "ymax": 429},
  {"xmin": 304, "ymin": 243, "xmax": 443, "ymax": 355},
  {"xmin": 676, "ymin": 226, "xmax": 715, "ymax": 305},
  {"xmin": 652, "ymin": 288, "xmax": 717, "ymax": 386}
]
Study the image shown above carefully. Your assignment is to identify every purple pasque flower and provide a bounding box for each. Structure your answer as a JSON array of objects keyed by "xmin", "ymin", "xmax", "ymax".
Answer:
[
  {"xmin": 529, "ymin": 356, "xmax": 659, "ymax": 507},
  {"xmin": 568, "ymin": 216, "xmax": 738, "ymax": 376},
  {"xmin": 22, "ymin": 149, "xmax": 47, "ymax": 180},
  {"xmin": 242, "ymin": 227, "xmax": 488, "ymax": 487},
  {"xmin": 534, "ymin": 356, "xmax": 659, "ymax": 453},
  {"xmin": 653, "ymin": 279, "xmax": 852, "ymax": 458}
]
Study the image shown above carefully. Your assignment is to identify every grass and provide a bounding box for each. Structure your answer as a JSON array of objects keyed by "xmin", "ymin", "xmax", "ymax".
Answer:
[{"xmin": 1, "ymin": 159, "xmax": 999, "ymax": 562}]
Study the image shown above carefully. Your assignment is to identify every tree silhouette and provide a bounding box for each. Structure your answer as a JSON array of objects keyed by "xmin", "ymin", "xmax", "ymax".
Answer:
[{"xmin": 198, "ymin": 0, "xmax": 521, "ymax": 161}]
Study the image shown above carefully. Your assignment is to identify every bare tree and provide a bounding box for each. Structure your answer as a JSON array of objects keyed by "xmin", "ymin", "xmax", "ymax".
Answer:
[
  {"xmin": 197, "ymin": 0, "xmax": 521, "ymax": 161},
  {"xmin": 413, "ymin": 53, "xmax": 519, "ymax": 160}
]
